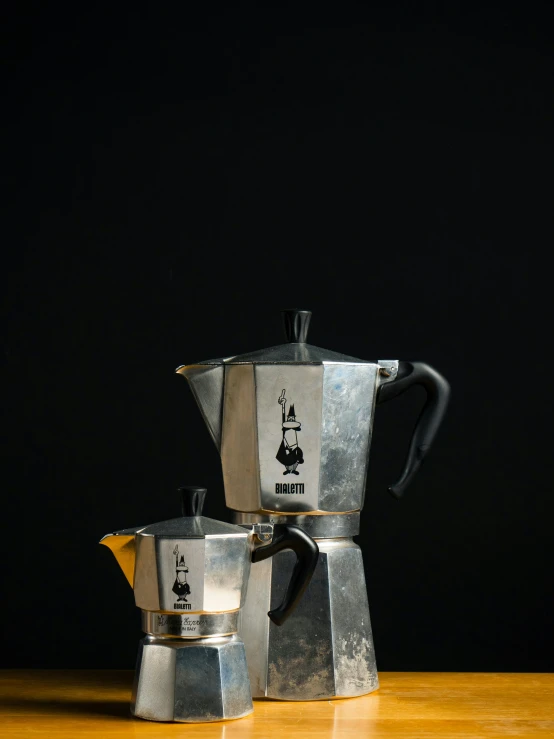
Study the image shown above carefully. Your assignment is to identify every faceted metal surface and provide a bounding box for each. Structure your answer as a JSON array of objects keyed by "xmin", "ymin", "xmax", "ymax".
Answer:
[
  {"xmin": 102, "ymin": 521, "xmax": 283, "ymax": 617},
  {"xmin": 185, "ymin": 341, "xmax": 376, "ymax": 365},
  {"xmin": 319, "ymin": 363, "xmax": 378, "ymax": 511},
  {"xmin": 139, "ymin": 515, "xmax": 246, "ymax": 537},
  {"xmin": 239, "ymin": 555, "xmax": 272, "ymax": 697},
  {"xmin": 221, "ymin": 364, "xmax": 261, "ymax": 512},
  {"xmin": 131, "ymin": 635, "xmax": 253, "ymax": 722},
  {"xmin": 133, "ymin": 534, "xmax": 159, "ymax": 610},
  {"xmin": 101, "ymin": 519, "xmax": 251, "ymax": 614},
  {"xmin": 239, "ymin": 538, "xmax": 378, "ymax": 700},
  {"xmin": 180, "ymin": 348, "xmax": 400, "ymax": 514},
  {"xmin": 102, "ymin": 516, "xmax": 251, "ymax": 610},
  {"xmin": 203, "ymin": 532, "xmax": 251, "ymax": 612},
  {"xmin": 255, "ymin": 363, "xmax": 324, "ymax": 512},
  {"xmin": 177, "ymin": 364, "xmax": 225, "ymax": 449}
]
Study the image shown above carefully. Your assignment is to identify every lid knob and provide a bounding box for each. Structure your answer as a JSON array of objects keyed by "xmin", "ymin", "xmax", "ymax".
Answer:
[
  {"xmin": 282, "ymin": 309, "xmax": 312, "ymax": 343},
  {"xmin": 178, "ymin": 486, "xmax": 207, "ymax": 517}
]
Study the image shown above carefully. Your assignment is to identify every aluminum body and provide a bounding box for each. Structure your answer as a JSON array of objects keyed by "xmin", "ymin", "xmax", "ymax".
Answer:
[
  {"xmin": 101, "ymin": 518, "xmax": 273, "ymax": 721},
  {"xmin": 102, "ymin": 516, "xmax": 253, "ymax": 614},
  {"xmin": 237, "ymin": 514, "xmax": 378, "ymax": 700},
  {"xmin": 177, "ymin": 342, "xmax": 397, "ymax": 700},
  {"xmin": 177, "ymin": 314, "xmax": 449, "ymax": 702},
  {"xmin": 178, "ymin": 351, "xmax": 398, "ymax": 514},
  {"xmin": 132, "ymin": 634, "xmax": 252, "ymax": 722}
]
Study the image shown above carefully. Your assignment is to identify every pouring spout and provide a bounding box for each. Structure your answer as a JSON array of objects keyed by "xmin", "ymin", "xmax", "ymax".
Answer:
[
  {"xmin": 176, "ymin": 363, "xmax": 225, "ymax": 451},
  {"xmin": 99, "ymin": 526, "xmax": 144, "ymax": 588}
]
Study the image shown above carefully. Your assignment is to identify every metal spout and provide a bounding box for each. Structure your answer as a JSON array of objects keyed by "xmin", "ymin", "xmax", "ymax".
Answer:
[
  {"xmin": 176, "ymin": 364, "xmax": 225, "ymax": 451},
  {"xmin": 99, "ymin": 526, "xmax": 143, "ymax": 587}
]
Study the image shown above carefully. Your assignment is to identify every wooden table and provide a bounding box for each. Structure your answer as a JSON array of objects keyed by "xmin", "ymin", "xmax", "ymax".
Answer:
[{"xmin": 1, "ymin": 671, "xmax": 553, "ymax": 737}]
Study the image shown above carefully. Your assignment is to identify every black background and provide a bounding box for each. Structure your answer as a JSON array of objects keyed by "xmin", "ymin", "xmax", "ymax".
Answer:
[{"xmin": 3, "ymin": 3, "xmax": 553, "ymax": 671}]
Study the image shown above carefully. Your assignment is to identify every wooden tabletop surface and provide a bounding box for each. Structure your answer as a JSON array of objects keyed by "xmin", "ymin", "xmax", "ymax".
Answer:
[{"xmin": 1, "ymin": 671, "xmax": 553, "ymax": 738}]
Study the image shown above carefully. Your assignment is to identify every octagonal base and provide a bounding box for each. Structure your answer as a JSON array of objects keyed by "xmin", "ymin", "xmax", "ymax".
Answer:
[
  {"xmin": 241, "ymin": 539, "xmax": 379, "ymax": 700},
  {"xmin": 131, "ymin": 634, "xmax": 253, "ymax": 722}
]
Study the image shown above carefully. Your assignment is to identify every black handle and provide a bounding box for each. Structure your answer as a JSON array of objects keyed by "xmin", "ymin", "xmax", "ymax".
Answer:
[
  {"xmin": 178, "ymin": 486, "xmax": 207, "ymax": 517},
  {"xmin": 376, "ymin": 362, "xmax": 450, "ymax": 499},
  {"xmin": 251, "ymin": 524, "xmax": 319, "ymax": 626},
  {"xmin": 282, "ymin": 309, "xmax": 312, "ymax": 343}
]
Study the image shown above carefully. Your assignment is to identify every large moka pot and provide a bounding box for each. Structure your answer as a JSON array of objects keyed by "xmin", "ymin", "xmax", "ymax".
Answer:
[{"xmin": 177, "ymin": 309, "xmax": 450, "ymax": 700}]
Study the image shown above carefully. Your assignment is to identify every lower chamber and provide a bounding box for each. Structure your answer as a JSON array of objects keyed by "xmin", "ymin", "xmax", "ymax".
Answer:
[
  {"xmin": 131, "ymin": 633, "xmax": 253, "ymax": 722},
  {"xmin": 239, "ymin": 535, "xmax": 379, "ymax": 700}
]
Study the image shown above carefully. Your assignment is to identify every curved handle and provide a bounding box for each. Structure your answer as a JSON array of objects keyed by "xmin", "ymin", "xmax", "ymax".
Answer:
[
  {"xmin": 377, "ymin": 361, "xmax": 450, "ymax": 500},
  {"xmin": 251, "ymin": 524, "xmax": 319, "ymax": 626}
]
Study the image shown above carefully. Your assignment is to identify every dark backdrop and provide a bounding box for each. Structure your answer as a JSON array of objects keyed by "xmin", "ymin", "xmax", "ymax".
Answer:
[{"xmin": 3, "ymin": 3, "xmax": 553, "ymax": 671}]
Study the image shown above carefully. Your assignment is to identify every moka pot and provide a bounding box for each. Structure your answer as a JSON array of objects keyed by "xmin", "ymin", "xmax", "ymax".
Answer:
[
  {"xmin": 100, "ymin": 486, "xmax": 318, "ymax": 719},
  {"xmin": 177, "ymin": 310, "xmax": 450, "ymax": 700}
]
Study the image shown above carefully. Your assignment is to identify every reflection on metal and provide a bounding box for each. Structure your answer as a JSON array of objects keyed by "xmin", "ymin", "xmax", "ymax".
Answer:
[
  {"xmin": 142, "ymin": 610, "xmax": 239, "ymax": 638},
  {"xmin": 238, "ymin": 556, "xmax": 272, "ymax": 698},
  {"xmin": 101, "ymin": 513, "xmax": 261, "ymax": 721},
  {"xmin": 204, "ymin": 534, "xmax": 251, "ymax": 612},
  {"xmin": 239, "ymin": 537, "xmax": 378, "ymax": 700},
  {"xmin": 255, "ymin": 364, "xmax": 324, "ymax": 512},
  {"xmin": 99, "ymin": 527, "xmax": 144, "ymax": 587},
  {"xmin": 133, "ymin": 535, "xmax": 160, "ymax": 611},
  {"xmin": 101, "ymin": 498, "xmax": 318, "ymax": 718},
  {"xmin": 131, "ymin": 635, "xmax": 253, "ymax": 722},
  {"xmin": 176, "ymin": 364, "xmax": 225, "ymax": 450},
  {"xmin": 221, "ymin": 364, "xmax": 261, "ymax": 512},
  {"xmin": 178, "ymin": 336, "xmax": 400, "ymax": 514},
  {"xmin": 320, "ymin": 363, "xmax": 378, "ymax": 512},
  {"xmin": 235, "ymin": 511, "xmax": 360, "ymax": 538},
  {"xmin": 377, "ymin": 360, "xmax": 399, "ymax": 382},
  {"xmin": 103, "ymin": 519, "xmax": 251, "ymax": 613},
  {"xmin": 175, "ymin": 310, "xmax": 447, "ymax": 703}
]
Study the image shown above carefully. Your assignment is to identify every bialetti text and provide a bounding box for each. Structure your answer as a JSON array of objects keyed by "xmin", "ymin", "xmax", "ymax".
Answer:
[{"xmin": 275, "ymin": 482, "xmax": 305, "ymax": 494}]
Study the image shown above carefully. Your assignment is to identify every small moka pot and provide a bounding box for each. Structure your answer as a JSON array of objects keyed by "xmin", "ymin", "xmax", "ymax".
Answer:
[{"xmin": 100, "ymin": 486, "xmax": 317, "ymax": 722}]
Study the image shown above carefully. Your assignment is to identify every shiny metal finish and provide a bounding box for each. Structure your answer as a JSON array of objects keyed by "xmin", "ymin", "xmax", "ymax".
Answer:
[
  {"xmin": 255, "ymin": 364, "xmax": 324, "ymax": 512},
  {"xmin": 101, "ymin": 483, "xmax": 320, "ymax": 720},
  {"xmin": 204, "ymin": 532, "xmax": 252, "ymax": 612},
  {"xmin": 319, "ymin": 363, "xmax": 378, "ymax": 511},
  {"xmin": 377, "ymin": 359, "xmax": 399, "ymax": 382},
  {"xmin": 239, "ymin": 537, "xmax": 378, "ymax": 700},
  {"xmin": 101, "ymin": 515, "xmax": 272, "ymax": 722},
  {"xmin": 221, "ymin": 364, "xmax": 261, "ymax": 512},
  {"xmin": 142, "ymin": 610, "xmax": 239, "ymax": 638},
  {"xmin": 183, "ymin": 364, "xmax": 225, "ymax": 449},
  {"xmin": 98, "ymin": 526, "xmax": 143, "ymax": 587},
  {"xmin": 175, "ymin": 312, "xmax": 448, "ymax": 703},
  {"xmin": 102, "ymin": 517, "xmax": 252, "ymax": 614},
  {"xmin": 178, "ymin": 345, "xmax": 399, "ymax": 514},
  {"xmin": 235, "ymin": 511, "xmax": 361, "ymax": 538},
  {"xmin": 131, "ymin": 634, "xmax": 253, "ymax": 722}
]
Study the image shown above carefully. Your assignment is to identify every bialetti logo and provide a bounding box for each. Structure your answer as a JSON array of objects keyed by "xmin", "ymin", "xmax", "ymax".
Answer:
[
  {"xmin": 172, "ymin": 545, "xmax": 192, "ymax": 610},
  {"xmin": 275, "ymin": 389, "xmax": 306, "ymax": 493},
  {"xmin": 276, "ymin": 482, "xmax": 305, "ymax": 494}
]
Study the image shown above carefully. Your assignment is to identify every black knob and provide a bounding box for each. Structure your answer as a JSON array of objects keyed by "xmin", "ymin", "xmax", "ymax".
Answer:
[
  {"xmin": 178, "ymin": 486, "xmax": 207, "ymax": 517},
  {"xmin": 282, "ymin": 309, "xmax": 312, "ymax": 343}
]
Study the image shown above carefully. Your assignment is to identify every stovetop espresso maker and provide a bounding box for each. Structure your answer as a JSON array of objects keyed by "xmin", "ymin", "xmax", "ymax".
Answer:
[
  {"xmin": 177, "ymin": 309, "xmax": 450, "ymax": 700},
  {"xmin": 100, "ymin": 486, "xmax": 317, "ymax": 720}
]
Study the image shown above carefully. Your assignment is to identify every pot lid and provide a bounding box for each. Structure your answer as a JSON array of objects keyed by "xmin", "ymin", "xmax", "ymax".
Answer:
[
  {"xmin": 193, "ymin": 309, "xmax": 373, "ymax": 366},
  {"xmin": 137, "ymin": 487, "xmax": 248, "ymax": 539}
]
